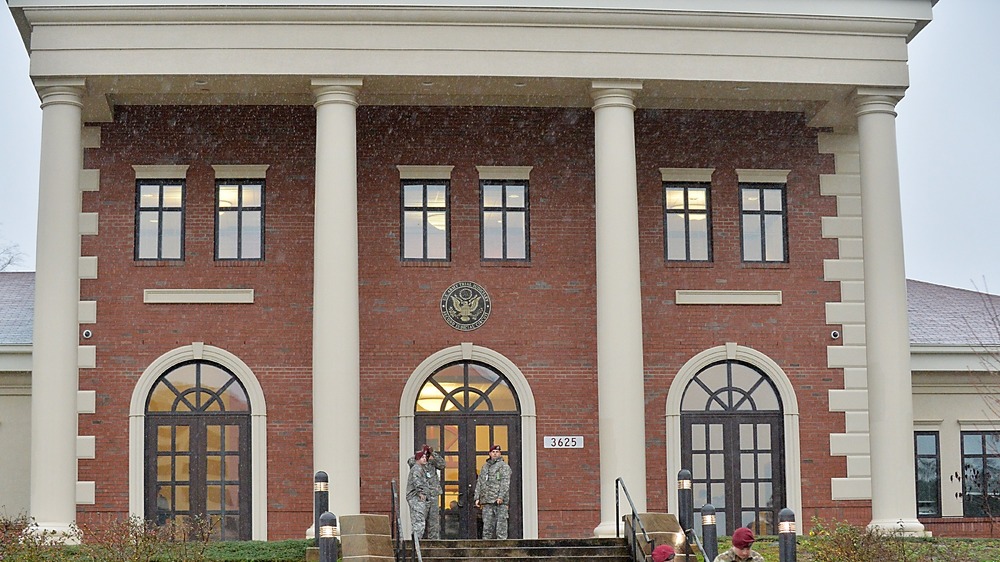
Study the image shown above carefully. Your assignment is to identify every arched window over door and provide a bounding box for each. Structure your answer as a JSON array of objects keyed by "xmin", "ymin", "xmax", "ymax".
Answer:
[
  {"xmin": 144, "ymin": 360, "xmax": 252, "ymax": 541},
  {"xmin": 681, "ymin": 360, "xmax": 785, "ymax": 536},
  {"xmin": 414, "ymin": 361, "xmax": 521, "ymax": 540}
]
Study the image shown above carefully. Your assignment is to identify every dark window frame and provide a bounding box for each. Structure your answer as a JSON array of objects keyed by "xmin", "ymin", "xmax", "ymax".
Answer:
[
  {"xmin": 214, "ymin": 179, "xmax": 265, "ymax": 261},
  {"xmin": 480, "ymin": 179, "xmax": 530, "ymax": 262},
  {"xmin": 680, "ymin": 360, "xmax": 786, "ymax": 536},
  {"xmin": 135, "ymin": 179, "xmax": 186, "ymax": 261},
  {"xmin": 914, "ymin": 431, "xmax": 942, "ymax": 518},
  {"xmin": 960, "ymin": 431, "xmax": 1000, "ymax": 517},
  {"xmin": 663, "ymin": 181, "xmax": 712, "ymax": 262},
  {"xmin": 739, "ymin": 182, "xmax": 788, "ymax": 263},
  {"xmin": 144, "ymin": 360, "xmax": 252, "ymax": 541},
  {"xmin": 400, "ymin": 180, "xmax": 451, "ymax": 262}
]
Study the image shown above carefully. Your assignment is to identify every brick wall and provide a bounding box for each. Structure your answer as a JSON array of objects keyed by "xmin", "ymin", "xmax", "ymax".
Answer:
[{"xmin": 80, "ymin": 104, "xmax": 864, "ymax": 539}]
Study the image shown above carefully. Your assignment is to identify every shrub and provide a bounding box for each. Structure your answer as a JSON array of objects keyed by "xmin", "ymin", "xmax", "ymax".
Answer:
[{"xmin": 800, "ymin": 518, "xmax": 977, "ymax": 562}]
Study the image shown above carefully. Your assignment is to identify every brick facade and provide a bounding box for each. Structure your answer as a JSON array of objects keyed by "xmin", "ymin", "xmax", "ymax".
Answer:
[{"xmin": 79, "ymin": 104, "xmax": 865, "ymax": 538}]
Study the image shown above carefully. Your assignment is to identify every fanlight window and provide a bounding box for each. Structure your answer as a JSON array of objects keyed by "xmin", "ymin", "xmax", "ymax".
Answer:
[
  {"xmin": 147, "ymin": 361, "xmax": 250, "ymax": 413},
  {"xmin": 682, "ymin": 361, "xmax": 781, "ymax": 412},
  {"xmin": 416, "ymin": 362, "xmax": 518, "ymax": 413}
]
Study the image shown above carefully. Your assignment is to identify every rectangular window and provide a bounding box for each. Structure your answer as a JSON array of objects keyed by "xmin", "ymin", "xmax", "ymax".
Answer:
[
  {"xmin": 961, "ymin": 431, "xmax": 1000, "ymax": 517},
  {"xmin": 216, "ymin": 180, "xmax": 264, "ymax": 260},
  {"xmin": 481, "ymin": 180, "xmax": 529, "ymax": 261},
  {"xmin": 740, "ymin": 183, "xmax": 787, "ymax": 262},
  {"xmin": 136, "ymin": 180, "xmax": 185, "ymax": 260},
  {"xmin": 664, "ymin": 182, "xmax": 711, "ymax": 262},
  {"xmin": 914, "ymin": 431, "xmax": 941, "ymax": 518},
  {"xmin": 401, "ymin": 180, "xmax": 449, "ymax": 261}
]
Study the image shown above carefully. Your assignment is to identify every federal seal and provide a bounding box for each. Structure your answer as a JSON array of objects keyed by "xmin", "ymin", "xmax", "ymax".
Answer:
[{"xmin": 440, "ymin": 281, "xmax": 492, "ymax": 331}]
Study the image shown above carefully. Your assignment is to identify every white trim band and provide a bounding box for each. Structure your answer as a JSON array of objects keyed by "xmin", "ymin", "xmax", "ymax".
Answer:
[
  {"xmin": 143, "ymin": 288, "xmax": 255, "ymax": 304},
  {"xmin": 675, "ymin": 290, "xmax": 782, "ymax": 305},
  {"xmin": 660, "ymin": 168, "xmax": 715, "ymax": 182},
  {"xmin": 397, "ymin": 165, "xmax": 454, "ymax": 180},
  {"xmin": 736, "ymin": 169, "xmax": 791, "ymax": 183},
  {"xmin": 476, "ymin": 166, "xmax": 533, "ymax": 180}
]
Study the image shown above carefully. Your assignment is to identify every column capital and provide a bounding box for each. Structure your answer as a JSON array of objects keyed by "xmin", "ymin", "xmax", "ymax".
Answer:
[
  {"xmin": 853, "ymin": 87, "xmax": 906, "ymax": 117},
  {"xmin": 311, "ymin": 77, "xmax": 363, "ymax": 108},
  {"xmin": 591, "ymin": 80, "xmax": 642, "ymax": 111},
  {"xmin": 34, "ymin": 78, "xmax": 86, "ymax": 110}
]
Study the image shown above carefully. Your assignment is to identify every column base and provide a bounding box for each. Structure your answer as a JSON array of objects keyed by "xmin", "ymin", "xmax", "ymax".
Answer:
[
  {"xmin": 29, "ymin": 521, "xmax": 80, "ymax": 544},
  {"xmin": 867, "ymin": 518, "xmax": 926, "ymax": 536},
  {"xmin": 593, "ymin": 519, "xmax": 624, "ymax": 538}
]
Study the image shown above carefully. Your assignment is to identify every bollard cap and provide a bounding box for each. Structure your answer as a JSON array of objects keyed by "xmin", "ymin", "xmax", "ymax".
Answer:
[
  {"xmin": 319, "ymin": 511, "xmax": 339, "ymax": 537},
  {"xmin": 315, "ymin": 471, "xmax": 328, "ymax": 482}
]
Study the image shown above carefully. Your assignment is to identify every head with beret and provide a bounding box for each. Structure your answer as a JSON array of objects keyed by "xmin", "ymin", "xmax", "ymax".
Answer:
[
  {"xmin": 732, "ymin": 527, "xmax": 755, "ymax": 550},
  {"xmin": 651, "ymin": 544, "xmax": 675, "ymax": 562}
]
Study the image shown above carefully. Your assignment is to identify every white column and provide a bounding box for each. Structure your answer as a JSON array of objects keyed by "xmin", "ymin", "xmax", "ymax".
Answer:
[
  {"xmin": 30, "ymin": 80, "xmax": 85, "ymax": 538},
  {"xmin": 591, "ymin": 81, "xmax": 647, "ymax": 536},
  {"xmin": 311, "ymin": 78, "xmax": 363, "ymax": 521},
  {"xmin": 855, "ymin": 88, "xmax": 924, "ymax": 535}
]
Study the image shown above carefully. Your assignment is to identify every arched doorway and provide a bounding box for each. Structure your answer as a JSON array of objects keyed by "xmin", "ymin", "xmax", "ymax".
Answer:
[
  {"xmin": 414, "ymin": 361, "xmax": 522, "ymax": 539},
  {"xmin": 680, "ymin": 360, "xmax": 786, "ymax": 536},
  {"xmin": 144, "ymin": 360, "xmax": 252, "ymax": 540}
]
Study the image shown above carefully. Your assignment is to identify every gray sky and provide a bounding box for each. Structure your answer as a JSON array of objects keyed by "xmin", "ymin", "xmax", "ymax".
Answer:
[{"xmin": 1, "ymin": 1, "xmax": 997, "ymax": 292}]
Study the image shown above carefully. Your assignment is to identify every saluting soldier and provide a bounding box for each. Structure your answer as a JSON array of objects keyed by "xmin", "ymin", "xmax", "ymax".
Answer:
[
  {"xmin": 406, "ymin": 444, "xmax": 447, "ymax": 539},
  {"xmin": 407, "ymin": 446, "xmax": 442, "ymax": 539}
]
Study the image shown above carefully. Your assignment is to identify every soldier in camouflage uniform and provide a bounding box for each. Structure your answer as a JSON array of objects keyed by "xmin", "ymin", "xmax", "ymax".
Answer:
[
  {"xmin": 407, "ymin": 447, "xmax": 443, "ymax": 539},
  {"xmin": 474, "ymin": 445, "xmax": 511, "ymax": 539},
  {"xmin": 406, "ymin": 444, "xmax": 447, "ymax": 539},
  {"xmin": 713, "ymin": 527, "xmax": 765, "ymax": 562}
]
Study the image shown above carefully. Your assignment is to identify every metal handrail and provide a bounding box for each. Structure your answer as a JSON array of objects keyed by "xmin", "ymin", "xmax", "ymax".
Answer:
[
  {"xmin": 391, "ymin": 479, "xmax": 424, "ymax": 562},
  {"xmin": 615, "ymin": 477, "xmax": 656, "ymax": 562},
  {"xmin": 391, "ymin": 480, "xmax": 404, "ymax": 562},
  {"xmin": 685, "ymin": 528, "xmax": 706, "ymax": 561},
  {"xmin": 412, "ymin": 533, "xmax": 424, "ymax": 562}
]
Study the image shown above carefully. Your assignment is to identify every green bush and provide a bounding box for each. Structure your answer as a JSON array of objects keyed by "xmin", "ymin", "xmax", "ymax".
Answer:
[
  {"xmin": 0, "ymin": 513, "xmax": 311, "ymax": 562},
  {"xmin": 800, "ymin": 518, "xmax": 976, "ymax": 562}
]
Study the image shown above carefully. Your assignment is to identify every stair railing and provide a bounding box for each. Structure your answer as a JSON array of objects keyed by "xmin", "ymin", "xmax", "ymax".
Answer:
[
  {"xmin": 412, "ymin": 533, "xmax": 424, "ymax": 562},
  {"xmin": 390, "ymin": 479, "xmax": 424, "ymax": 562},
  {"xmin": 391, "ymin": 480, "xmax": 405, "ymax": 562},
  {"xmin": 615, "ymin": 477, "xmax": 655, "ymax": 562},
  {"xmin": 685, "ymin": 527, "xmax": 707, "ymax": 561}
]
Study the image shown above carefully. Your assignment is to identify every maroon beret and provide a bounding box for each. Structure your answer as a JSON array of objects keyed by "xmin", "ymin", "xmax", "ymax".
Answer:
[
  {"xmin": 651, "ymin": 544, "xmax": 675, "ymax": 562},
  {"xmin": 732, "ymin": 527, "xmax": 755, "ymax": 549}
]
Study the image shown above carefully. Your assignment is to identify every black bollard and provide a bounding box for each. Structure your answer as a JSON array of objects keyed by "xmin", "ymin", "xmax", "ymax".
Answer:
[
  {"xmin": 778, "ymin": 508, "xmax": 796, "ymax": 562},
  {"xmin": 318, "ymin": 511, "xmax": 340, "ymax": 562},
  {"xmin": 677, "ymin": 469, "xmax": 693, "ymax": 533},
  {"xmin": 701, "ymin": 504, "xmax": 718, "ymax": 562},
  {"xmin": 314, "ymin": 471, "xmax": 329, "ymax": 544}
]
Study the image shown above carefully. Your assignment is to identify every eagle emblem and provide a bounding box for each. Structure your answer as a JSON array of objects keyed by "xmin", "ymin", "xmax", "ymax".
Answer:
[{"xmin": 441, "ymin": 282, "xmax": 492, "ymax": 331}]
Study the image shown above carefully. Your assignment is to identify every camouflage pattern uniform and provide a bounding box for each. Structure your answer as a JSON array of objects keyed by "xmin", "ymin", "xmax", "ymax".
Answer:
[
  {"xmin": 406, "ymin": 452, "xmax": 446, "ymax": 539},
  {"xmin": 713, "ymin": 548, "xmax": 765, "ymax": 562},
  {"xmin": 474, "ymin": 456, "xmax": 511, "ymax": 539},
  {"xmin": 406, "ymin": 458, "xmax": 435, "ymax": 539}
]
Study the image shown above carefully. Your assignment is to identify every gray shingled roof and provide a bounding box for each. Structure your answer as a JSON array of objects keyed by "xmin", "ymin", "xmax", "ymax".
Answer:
[
  {"xmin": 0, "ymin": 272, "xmax": 34, "ymax": 345},
  {"xmin": 908, "ymin": 279, "xmax": 1000, "ymax": 346}
]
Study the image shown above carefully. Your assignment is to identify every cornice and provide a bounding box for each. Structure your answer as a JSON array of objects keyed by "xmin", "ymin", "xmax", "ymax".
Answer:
[{"xmin": 14, "ymin": 4, "xmax": 922, "ymax": 38}]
